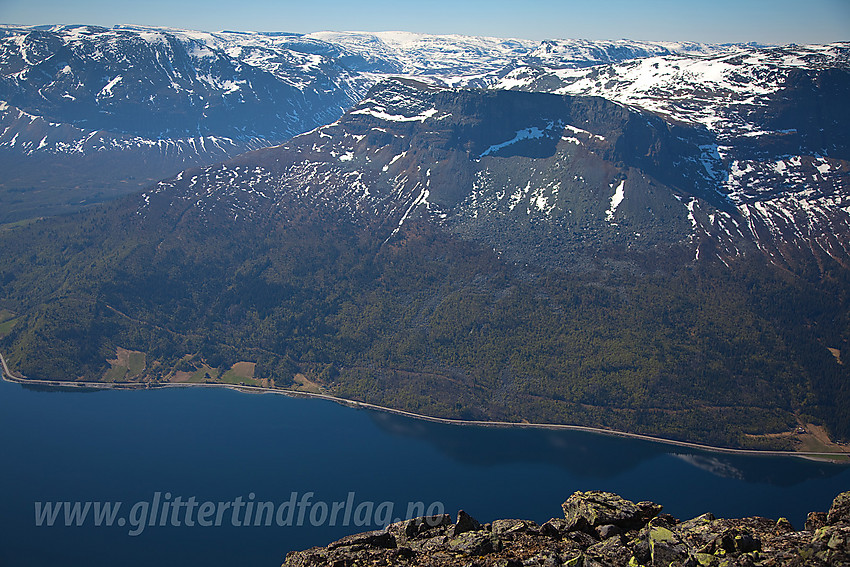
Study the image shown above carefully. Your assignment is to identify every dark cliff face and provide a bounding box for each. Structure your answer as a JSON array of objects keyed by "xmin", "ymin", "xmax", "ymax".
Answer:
[
  {"xmin": 136, "ymin": 79, "xmax": 723, "ymax": 269},
  {"xmin": 282, "ymin": 490, "xmax": 850, "ymax": 566},
  {"xmin": 752, "ymin": 67, "xmax": 850, "ymax": 160},
  {"xmin": 139, "ymin": 76, "xmax": 850, "ymax": 281},
  {"xmin": 487, "ymin": 44, "xmax": 850, "ymax": 272}
]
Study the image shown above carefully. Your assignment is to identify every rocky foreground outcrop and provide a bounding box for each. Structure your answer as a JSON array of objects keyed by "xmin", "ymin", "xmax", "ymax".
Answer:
[{"xmin": 283, "ymin": 491, "xmax": 850, "ymax": 566}]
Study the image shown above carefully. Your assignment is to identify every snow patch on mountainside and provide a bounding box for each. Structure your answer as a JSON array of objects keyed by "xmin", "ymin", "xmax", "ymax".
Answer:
[
  {"xmin": 605, "ymin": 180, "xmax": 626, "ymax": 222},
  {"xmin": 480, "ymin": 127, "xmax": 546, "ymax": 157},
  {"xmin": 494, "ymin": 42, "xmax": 848, "ymax": 138},
  {"xmin": 351, "ymin": 106, "xmax": 439, "ymax": 122},
  {"xmin": 97, "ymin": 75, "xmax": 123, "ymax": 98}
]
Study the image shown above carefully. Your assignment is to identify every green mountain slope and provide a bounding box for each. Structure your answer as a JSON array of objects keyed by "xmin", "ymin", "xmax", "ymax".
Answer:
[{"xmin": 1, "ymin": 82, "xmax": 848, "ymax": 450}]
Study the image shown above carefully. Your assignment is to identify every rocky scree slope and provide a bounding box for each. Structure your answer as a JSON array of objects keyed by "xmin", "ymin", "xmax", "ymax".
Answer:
[{"xmin": 283, "ymin": 490, "xmax": 850, "ymax": 566}]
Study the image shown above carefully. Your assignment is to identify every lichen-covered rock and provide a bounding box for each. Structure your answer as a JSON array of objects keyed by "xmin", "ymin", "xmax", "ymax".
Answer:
[
  {"xmin": 774, "ymin": 517, "xmax": 794, "ymax": 533},
  {"xmin": 827, "ymin": 492, "xmax": 850, "ymax": 526},
  {"xmin": 326, "ymin": 529, "xmax": 395, "ymax": 550},
  {"xmin": 586, "ymin": 535, "xmax": 633, "ymax": 565},
  {"xmin": 646, "ymin": 523, "xmax": 689, "ymax": 566},
  {"xmin": 540, "ymin": 517, "xmax": 569, "ymax": 537},
  {"xmin": 282, "ymin": 490, "xmax": 850, "ymax": 567},
  {"xmin": 386, "ymin": 514, "xmax": 451, "ymax": 545},
  {"xmin": 808, "ymin": 511, "xmax": 829, "ymax": 532},
  {"xmin": 810, "ymin": 525, "xmax": 850, "ymax": 565},
  {"xmin": 561, "ymin": 491, "xmax": 661, "ymax": 533},
  {"xmin": 491, "ymin": 518, "xmax": 539, "ymax": 535},
  {"xmin": 675, "ymin": 515, "xmax": 773, "ymax": 554},
  {"xmin": 596, "ymin": 524, "xmax": 623, "ymax": 540},
  {"xmin": 677, "ymin": 512, "xmax": 716, "ymax": 534},
  {"xmin": 446, "ymin": 530, "xmax": 500, "ymax": 555}
]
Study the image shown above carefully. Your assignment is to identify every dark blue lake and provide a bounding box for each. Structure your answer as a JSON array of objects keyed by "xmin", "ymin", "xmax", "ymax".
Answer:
[{"xmin": 1, "ymin": 376, "xmax": 848, "ymax": 566}]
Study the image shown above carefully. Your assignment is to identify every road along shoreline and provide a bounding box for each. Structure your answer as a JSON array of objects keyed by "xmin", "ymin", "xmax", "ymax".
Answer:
[{"xmin": 1, "ymin": 350, "xmax": 847, "ymax": 462}]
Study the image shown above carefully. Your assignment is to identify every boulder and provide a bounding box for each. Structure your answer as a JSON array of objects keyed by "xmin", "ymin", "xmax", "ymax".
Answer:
[
  {"xmin": 540, "ymin": 517, "xmax": 569, "ymax": 537},
  {"xmin": 646, "ymin": 525, "xmax": 689, "ymax": 567},
  {"xmin": 562, "ymin": 491, "xmax": 661, "ymax": 532},
  {"xmin": 596, "ymin": 524, "xmax": 623, "ymax": 540},
  {"xmin": 446, "ymin": 530, "xmax": 500, "ymax": 555},
  {"xmin": 326, "ymin": 529, "xmax": 395, "ymax": 550},
  {"xmin": 711, "ymin": 528, "xmax": 761, "ymax": 554},
  {"xmin": 386, "ymin": 513, "xmax": 451, "ymax": 544},
  {"xmin": 811, "ymin": 525, "xmax": 850, "ymax": 564},
  {"xmin": 807, "ymin": 511, "xmax": 828, "ymax": 532},
  {"xmin": 827, "ymin": 491, "xmax": 850, "ymax": 526},
  {"xmin": 586, "ymin": 534, "xmax": 633, "ymax": 564},
  {"xmin": 453, "ymin": 509, "xmax": 483, "ymax": 535},
  {"xmin": 676, "ymin": 512, "xmax": 715, "ymax": 534},
  {"xmin": 491, "ymin": 518, "xmax": 539, "ymax": 535},
  {"xmin": 774, "ymin": 517, "xmax": 794, "ymax": 533}
]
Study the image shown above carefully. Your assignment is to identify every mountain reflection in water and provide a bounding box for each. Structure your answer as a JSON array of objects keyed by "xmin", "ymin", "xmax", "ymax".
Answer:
[{"xmin": 368, "ymin": 411, "xmax": 847, "ymax": 486}]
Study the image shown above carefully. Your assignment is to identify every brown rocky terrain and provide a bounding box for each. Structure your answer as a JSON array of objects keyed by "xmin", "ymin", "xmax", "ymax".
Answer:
[{"xmin": 283, "ymin": 490, "xmax": 850, "ymax": 566}]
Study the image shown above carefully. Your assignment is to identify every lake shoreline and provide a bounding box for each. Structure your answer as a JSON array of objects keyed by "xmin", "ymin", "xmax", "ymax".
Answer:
[{"xmin": 2, "ymin": 351, "xmax": 848, "ymax": 462}]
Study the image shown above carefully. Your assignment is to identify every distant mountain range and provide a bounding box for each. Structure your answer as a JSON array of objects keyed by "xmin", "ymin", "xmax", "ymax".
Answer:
[
  {"xmin": 0, "ymin": 24, "xmax": 755, "ymax": 221},
  {"xmin": 0, "ymin": 25, "xmax": 368, "ymax": 220},
  {"xmin": 1, "ymin": 25, "xmax": 848, "ymax": 450}
]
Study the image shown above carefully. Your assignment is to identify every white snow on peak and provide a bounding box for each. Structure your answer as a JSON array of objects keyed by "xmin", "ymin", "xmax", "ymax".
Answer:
[
  {"xmin": 550, "ymin": 54, "xmax": 780, "ymax": 132},
  {"xmin": 306, "ymin": 30, "xmax": 536, "ymax": 76},
  {"xmin": 815, "ymin": 159, "xmax": 832, "ymax": 174},
  {"xmin": 528, "ymin": 38, "xmax": 734, "ymax": 65},
  {"xmin": 382, "ymin": 151, "xmax": 408, "ymax": 172},
  {"xmin": 492, "ymin": 42, "xmax": 849, "ymax": 138}
]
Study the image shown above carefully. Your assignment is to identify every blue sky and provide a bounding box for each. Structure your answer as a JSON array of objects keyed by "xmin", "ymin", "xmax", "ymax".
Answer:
[{"xmin": 1, "ymin": 0, "xmax": 848, "ymax": 44}]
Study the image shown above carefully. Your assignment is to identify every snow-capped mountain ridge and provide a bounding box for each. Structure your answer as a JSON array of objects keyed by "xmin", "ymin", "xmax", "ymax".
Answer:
[
  {"xmin": 0, "ymin": 24, "xmax": 365, "ymax": 138},
  {"xmin": 303, "ymin": 30, "xmax": 750, "ymax": 78},
  {"xmin": 128, "ymin": 81, "xmax": 716, "ymax": 252},
  {"xmin": 478, "ymin": 41, "xmax": 850, "ymax": 268},
  {"xmin": 0, "ymin": 23, "xmax": 371, "ymax": 220},
  {"xmin": 1, "ymin": 22, "xmax": 847, "ymax": 259},
  {"xmin": 0, "ymin": 23, "xmax": 797, "ymax": 148},
  {"xmin": 134, "ymin": 68, "xmax": 850, "ymax": 272},
  {"xmin": 0, "ymin": 23, "xmax": 758, "ymax": 222}
]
